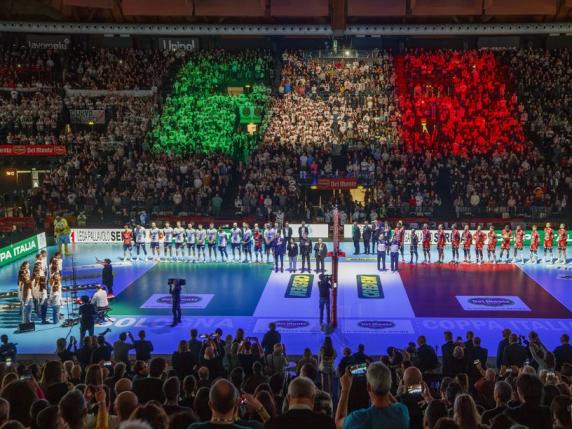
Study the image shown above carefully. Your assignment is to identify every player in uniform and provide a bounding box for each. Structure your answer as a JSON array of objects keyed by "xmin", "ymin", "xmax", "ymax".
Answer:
[
  {"xmin": 121, "ymin": 225, "xmax": 133, "ymax": 261},
  {"xmin": 218, "ymin": 226, "xmax": 229, "ymax": 262},
  {"xmin": 421, "ymin": 224, "xmax": 431, "ymax": 264},
  {"xmin": 395, "ymin": 221, "xmax": 406, "ymax": 260},
  {"xmin": 487, "ymin": 225, "xmax": 497, "ymax": 264},
  {"xmin": 185, "ymin": 223, "xmax": 196, "ymax": 262},
  {"xmin": 451, "ymin": 224, "xmax": 461, "ymax": 264},
  {"xmin": 557, "ymin": 224, "xmax": 567, "ymax": 265},
  {"xmin": 264, "ymin": 223, "xmax": 276, "ymax": 264},
  {"xmin": 409, "ymin": 228, "xmax": 419, "ymax": 264},
  {"xmin": 253, "ymin": 226, "xmax": 263, "ymax": 263},
  {"xmin": 173, "ymin": 221, "xmax": 185, "ymax": 261},
  {"xmin": 230, "ymin": 223, "xmax": 242, "ymax": 262},
  {"xmin": 207, "ymin": 223, "xmax": 218, "ymax": 262},
  {"xmin": 513, "ymin": 225, "xmax": 525, "ymax": 264},
  {"xmin": 242, "ymin": 223, "xmax": 253, "ymax": 263},
  {"xmin": 149, "ymin": 222, "xmax": 161, "ymax": 261},
  {"xmin": 162, "ymin": 222, "xmax": 174, "ymax": 261},
  {"xmin": 196, "ymin": 224, "xmax": 207, "ymax": 262},
  {"xmin": 462, "ymin": 225, "xmax": 472, "ymax": 263},
  {"xmin": 53, "ymin": 215, "xmax": 71, "ymax": 256},
  {"xmin": 134, "ymin": 224, "xmax": 147, "ymax": 261},
  {"xmin": 529, "ymin": 224, "xmax": 540, "ymax": 263},
  {"xmin": 474, "ymin": 225, "xmax": 485, "ymax": 264},
  {"xmin": 499, "ymin": 225, "xmax": 512, "ymax": 263},
  {"xmin": 543, "ymin": 222, "xmax": 554, "ymax": 264},
  {"xmin": 436, "ymin": 224, "xmax": 446, "ymax": 263}
]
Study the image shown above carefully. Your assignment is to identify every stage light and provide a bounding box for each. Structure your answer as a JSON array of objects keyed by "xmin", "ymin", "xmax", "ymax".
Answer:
[
  {"xmin": 310, "ymin": 185, "xmax": 318, "ymax": 190},
  {"xmin": 6, "ymin": 170, "xmax": 15, "ymax": 177},
  {"xmin": 344, "ymin": 50, "xmax": 351, "ymax": 56},
  {"xmin": 88, "ymin": 120, "xmax": 95, "ymax": 126}
]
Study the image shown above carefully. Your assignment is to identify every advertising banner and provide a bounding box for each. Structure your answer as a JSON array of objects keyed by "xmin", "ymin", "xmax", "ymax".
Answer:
[
  {"xmin": 284, "ymin": 274, "xmax": 313, "ymax": 298},
  {"xmin": 0, "ymin": 233, "xmax": 46, "ymax": 268},
  {"xmin": 0, "ymin": 145, "xmax": 66, "ymax": 156},
  {"xmin": 26, "ymin": 34, "xmax": 70, "ymax": 50},
  {"xmin": 317, "ymin": 177, "xmax": 357, "ymax": 190},
  {"xmin": 158, "ymin": 37, "xmax": 199, "ymax": 52},
  {"xmin": 69, "ymin": 109, "xmax": 106, "ymax": 125},
  {"xmin": 356, "ymin": 274, "xmax": 384, "ymax": 299}
]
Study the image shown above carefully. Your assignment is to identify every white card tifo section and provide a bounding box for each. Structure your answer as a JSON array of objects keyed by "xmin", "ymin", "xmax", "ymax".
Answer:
[
  {"xmin": 456, "ymin": 296, "xmax": 531, "ymax": 312},
  {"xmin": 140, "ymin": 294, "xmax": 214, "ymax": 309}
]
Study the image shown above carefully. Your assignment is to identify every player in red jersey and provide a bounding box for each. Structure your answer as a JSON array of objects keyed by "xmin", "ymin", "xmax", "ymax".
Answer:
[
  {"xmin": 450, "ymin": 224, "xmax": 461, "ymax": 264},
  {"xmin": 513, "ymin": 225, "xmax": 525, "ymax": 264},
  {"xmin": 474, "ymin": 224, "xmax": 486, "ymax": 264},
  {"xmin": 462, "ymin": 225, "xmax": 472, "ymax": 263},
  {"xmin": 436, "ymin": 224, "xmax": 446, "ymax": 263},
  {"xmin": 499, "ymin": 225, "xmax": 512, "ymax": 263},
  {"xmin": 557, "ymin": 223, "xmax": 567, "ymax": 265},
  {"xmin": 395, "ymin": 221, "xmax": 406, "ymax": 260},
  {"xmin": 121, "ymin": 224, "xmax": 133, "ymax": 261},
  {"xmin": 421, "ymin": 223, "xmax": 431, "ymax": 264},
  {"xmin": 253, "ymin": 225, "xmax": 263, "ymax": 263},
  {"xmin": 544, "ymin": 222, "xmax": 554, "ymax": 264},
  {"xmin": 529, "ymin": 224, "xmax": 540, "ymax": 263},
  {"xmin": 487, "ymin": 225, "xmax": 497, "ymax": 263}
]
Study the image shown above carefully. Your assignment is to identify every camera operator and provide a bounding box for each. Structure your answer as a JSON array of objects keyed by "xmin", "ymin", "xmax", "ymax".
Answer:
[
  {"xmin": 0, "ymin": 335, "xmax": 17, "ymax": 363},
  {"xmin": 169, "ymin": 279, "xmax": 183, "ymax": 327},
  {"xmin": 318, "ymin": 274, "xmax": 332, "ymax": 329}
]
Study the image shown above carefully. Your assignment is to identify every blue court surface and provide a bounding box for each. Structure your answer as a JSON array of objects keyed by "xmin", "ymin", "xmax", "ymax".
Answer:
[{"xmin": 1, "ymin": 243, "xmax": 571, "ymax": 357}]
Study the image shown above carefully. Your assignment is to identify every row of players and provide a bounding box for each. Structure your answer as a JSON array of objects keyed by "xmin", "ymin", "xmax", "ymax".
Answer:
[{"xmin": 118, "ymin": 220, "xmax": 568, "ymax": 265}]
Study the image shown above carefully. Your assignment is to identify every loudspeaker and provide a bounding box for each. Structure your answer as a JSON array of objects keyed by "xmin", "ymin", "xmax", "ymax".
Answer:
[{"xmin": 18, "ymin": 322, "xmax": 35, "ymax": 333}]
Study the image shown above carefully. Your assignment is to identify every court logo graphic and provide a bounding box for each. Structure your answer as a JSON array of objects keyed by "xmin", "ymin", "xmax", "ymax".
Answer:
[
  {"xmin": 140, "ymin": 293, "xmax": 214, "ymax": 309},
  {"xmin": 357, "ymin": 274, "xmax": 384, "ymax": 299},
  {"xmin": 358, "ymin": 321, "xmax": 395, "ymax": 329},
  {"xmin": 274, "ymin": 320, "xmax": 310, "ymax": 329},
  {"xmin": 456, "ymin": 295, "xmax": 531, "ymax": 312},
  {"xmin": 285, "ymin": 274, "xmax": 313, "ymax": 298}
]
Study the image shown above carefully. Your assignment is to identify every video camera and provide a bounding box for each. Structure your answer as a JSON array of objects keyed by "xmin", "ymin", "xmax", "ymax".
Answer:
[{"xmin": 168, "ymin": 278, "xmax": 186, "ymax": 286}]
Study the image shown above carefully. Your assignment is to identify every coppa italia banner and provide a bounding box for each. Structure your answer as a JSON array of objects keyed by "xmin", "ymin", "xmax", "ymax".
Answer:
[
  {"xmin": 0, "ymin": 233, "xmax": 46, "ymax": 268},
  {"xmin": 317, "ymin": 177, "xmax": 357, "ymax": 190},
  {"xmin": 69, "ymin": 109, "xmax": 106, "ymax": 125},
  {"xmin": 344, "ymin": 226, "xmax": 572, "ymax": 245},
  {"xmin": 0, "ymin": 145, "xmax": 67, "ymax": 156}
]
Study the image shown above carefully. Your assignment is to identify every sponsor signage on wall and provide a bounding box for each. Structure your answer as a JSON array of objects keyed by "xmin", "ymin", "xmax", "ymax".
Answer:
[
  {"xmin": 158, "ymin": 37, "xmax": 199, "ymax": 51},
  {"xmin": 253, "ymin": 318, "xmax": 320, "ymax": 333},
  {"xmin": 0, "ymin": 233, "xmax": 46, "ymax": 268},
  {"xmin": 69, "ymin": 109, "xmax": 106, "ymax": 125},
  {"xmin": 26, "ymin": 34, "xmax": 70, "ymax": 50},
  {"xmin": 0, "ymin": 145, "xmax": 67, "ymax": 156}
]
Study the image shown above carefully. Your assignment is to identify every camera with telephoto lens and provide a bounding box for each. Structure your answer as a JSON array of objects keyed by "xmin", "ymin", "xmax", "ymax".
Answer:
[{"xmin": 168, "ymin": 278, "xmax": 186, "ymax": 286}]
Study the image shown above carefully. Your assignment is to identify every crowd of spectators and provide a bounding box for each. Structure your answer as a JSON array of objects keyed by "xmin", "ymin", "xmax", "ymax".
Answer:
[
  {"xmin": 0, "ymin": 46, "xmax": 63, "ymax": 89},
  {"xmin": 1, "ymin": 326, "xmax": 572, "ymax": 429}
]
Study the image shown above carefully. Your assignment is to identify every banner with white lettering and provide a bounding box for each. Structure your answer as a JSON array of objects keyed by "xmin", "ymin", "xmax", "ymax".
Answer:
[
  {"xmin": 158, "ymin": 37, "xmax": 199, "ymax": 52},
  {"xmin": 69, "ymin": 109, "xmax": 106, "ymax": 125},
  {"xmin": 26, "ymin": 34, "xmax": 70, "ymax": 50}
]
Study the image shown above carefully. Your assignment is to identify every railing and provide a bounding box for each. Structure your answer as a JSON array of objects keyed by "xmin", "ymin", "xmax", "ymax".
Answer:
[{"xmin": 454, "ymin": 205, "xmax": 557, "ymax": 219}]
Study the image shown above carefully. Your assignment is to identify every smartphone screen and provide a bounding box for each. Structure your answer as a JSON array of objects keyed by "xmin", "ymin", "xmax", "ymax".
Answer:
[{"xmin": 350, "ymin": 363, "xmax": 367, "ymax": 376}]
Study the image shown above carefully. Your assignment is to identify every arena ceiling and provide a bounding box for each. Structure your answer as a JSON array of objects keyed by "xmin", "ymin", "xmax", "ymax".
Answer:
[{"xmin": 2, "ymin": 0, "xmax": 572, "ymax": 26}]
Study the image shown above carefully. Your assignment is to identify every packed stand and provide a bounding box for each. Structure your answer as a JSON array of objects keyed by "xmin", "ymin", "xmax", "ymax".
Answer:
[
  {"xmin": 450, "ymin": 49, "xmax": 572, "ymax": 217},
  {"xmin": 2, "ymin": 326, "xmax": 572, "ymax": 429},
  {"xmin": 0, "ymin": 46, "xmax": 63, "ymax": 89}
]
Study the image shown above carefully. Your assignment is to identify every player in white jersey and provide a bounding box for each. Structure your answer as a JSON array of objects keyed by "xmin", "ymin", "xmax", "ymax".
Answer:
[
  {"xmin": 207, "ymin": 223, "xmax": 218, "ymax": 262},
  {"xmin": 196, "ymin": 224, "xmax": 207, "ymax": 262},
  {"xmin": 242, "ymin": 223, "xmax": 253, "ymax": 263},
  {"xmin": 264, "ymin": 223, "xmax": 276, "ymax": 263},
  {"xmin": 162, "ymin": 222, "xmax": 174, "ymax": 261},
  {"xmin": 218, "ymin": 226, "xmax": 229, "ymax": 262},
  {"xmin": 173, "ymin": 221, "xmax": 185, "ymax": 261},
  {"xmin": 149, "ymin": 222, "xmax": 161, "ymax": 261},
  {"xmin": 134, "ymin": 224, "xmax": 147, "ymax": 261},
  {"xmin": 230, "ymin": 223, "xmax": 242, "ymax": 262},
  {"xmin": 185, "ymin": 223, "xmax": 196, "ymax": 262}
]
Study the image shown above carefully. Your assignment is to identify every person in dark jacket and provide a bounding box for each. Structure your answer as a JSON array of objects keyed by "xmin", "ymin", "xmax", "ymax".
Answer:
[
  {"xmin": 274, "ymin": 234, "xmax": 286, "ymax": 273},
  {"xmin": 281, "ymin": 222, "xmax": 293, "ymax": 242},
  {"xmin": 441, "ymin": 331, "xmax": 455, "ymax": 376},
  {"xmin": 502, "ymin": 333, "xmax": 529, "ymax": 368},
  {"xmin": 78, "ymin": 296, "xmax": 96, "ymax": 343},
  {"xmin": 132, "ymin": 357, "xmax": 167, "ymax": 404},
  {"xmin": 362, "ymin": 221, "xmax": 372, "ymax": 255},
  {"xmin": 96, "ymin": 258, "xmax": 114, "ymax": 297},
  {"xmin": 314, "ymin": 238, "xmax": 328, "ymax": 273},
  {"xmin": 504, "ymin": 373, "xmax": 552, "ymax": 429},
  {"xmin": 414, "ymin": 336, "xmax": 439, "ymax": 373},
  {"xmin": 172, "ymin": 340, "xmax": 198, "ymax": 379},
  {"xmin": 553, "ymin": 334, "xmax": 572, "ymax": 371},
  {"xmin": 298, "ymin": 222, "xmax": 309, "ymax": 239},
  {"xmin": 261, "ymin": 323, "xmax": 281, "ymax": 355},
  {"xmin": 496, "ymin": 328, "xmax": 511, "ymax": 369},
  {"xmin": 352, "ymin": 221, "xmax": 361, "ymax": 255},
  {"xmin": 133, "ymin": 330, "xmax": 154, "ymax": 362},
  {"xmin": 300, "ymin": 236, "xmax": 312, "ymax": 273},
  {"xmin": 287, "ymin": 239, "xmax": 298, "ymax": 272}
]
